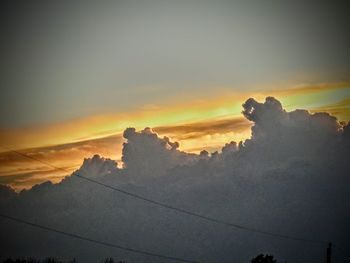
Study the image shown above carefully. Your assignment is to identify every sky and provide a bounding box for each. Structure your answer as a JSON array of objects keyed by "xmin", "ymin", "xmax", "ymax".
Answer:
[{"xmin": 1, "ymin": 0, "xmax": 350, "ymax": 189}]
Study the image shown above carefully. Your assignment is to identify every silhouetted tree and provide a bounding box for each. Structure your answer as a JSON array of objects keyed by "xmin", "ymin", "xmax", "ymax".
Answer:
[
  {"xmin": 3, "ymin": 258, "xmax": 39, "ymax": 263},
  {"xmin": 2, "ymin": 258, "xmax": 66, "ymax": 263},
  {"xmin": 251, "ymin": 254, "xmax": 277, "ymax": 263}
]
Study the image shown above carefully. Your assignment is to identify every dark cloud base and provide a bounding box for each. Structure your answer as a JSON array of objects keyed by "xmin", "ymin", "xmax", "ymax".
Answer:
[{"xmin": 0, "ymin": 97, "xmax": 349, "ymax": 262}]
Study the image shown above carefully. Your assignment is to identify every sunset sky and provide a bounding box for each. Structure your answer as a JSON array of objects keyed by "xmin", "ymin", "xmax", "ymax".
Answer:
[{"xmin": 1, "ymin": 1, "xmax": 350, "ymax": 190}]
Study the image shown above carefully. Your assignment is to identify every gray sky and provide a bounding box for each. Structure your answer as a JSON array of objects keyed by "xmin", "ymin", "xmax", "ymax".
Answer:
[{"xmin": 1, "ymin": 0, "xmax": 350, "ymax": 127}]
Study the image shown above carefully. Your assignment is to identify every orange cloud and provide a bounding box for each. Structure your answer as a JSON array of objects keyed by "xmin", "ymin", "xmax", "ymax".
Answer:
[
  {"xmin": 1, "ymin": 82, "xmax": 349, "ymax": 190},
  {"xmin": 0, "ymin": 116, "xmax": 251, "ymax": 190},
  {"xmin": 310, "ymin": 98, "xmax": 350, "ymax": 121}
]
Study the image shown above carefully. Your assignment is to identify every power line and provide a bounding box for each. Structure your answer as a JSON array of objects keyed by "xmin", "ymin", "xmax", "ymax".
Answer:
[
  {"xmin": 2, "ymin": 146, "xmax": 327, "ymax": 244},
  {"xmin": 0, "ymin": 213, "xmax": 199, "ymax": 263},
  {"xmin": 75, "ymin": 173, "xmax": 325, "ymax": 244}
]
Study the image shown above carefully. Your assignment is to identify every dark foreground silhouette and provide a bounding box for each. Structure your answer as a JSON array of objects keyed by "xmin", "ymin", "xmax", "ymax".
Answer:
[
  {"xmin": 2, "ymin": 258, "xmax": 126, "ymax": 263},
  {"xmin": 3, "ymin": 254, "xmax": 278, "ymax": 263},
  {"xmin": 251, "ymin": 254, "xmax": 277, "ymax": 263}
]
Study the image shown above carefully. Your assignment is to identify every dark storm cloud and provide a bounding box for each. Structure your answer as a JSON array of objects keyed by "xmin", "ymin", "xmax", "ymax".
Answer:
[
  {"xmin": 122, "ymin": 127, "xmax": 197, "ymax": 176},
  {"xmin": 1, "ymin": 97, "xmax": 349, "ymax": 262},
  {"xmin": 1, "ymin": 1, "xmax": 350, "ymax": 261}
]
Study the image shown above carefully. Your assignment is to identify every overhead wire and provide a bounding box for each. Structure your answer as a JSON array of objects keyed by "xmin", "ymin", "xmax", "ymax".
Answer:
[
  {"xmin": 1, "ymin": 146, "xmax": 327, "ymax": 244},
  {"xmin": 0, "ymin": 213, "xmax": 199, "ymax": 263}
]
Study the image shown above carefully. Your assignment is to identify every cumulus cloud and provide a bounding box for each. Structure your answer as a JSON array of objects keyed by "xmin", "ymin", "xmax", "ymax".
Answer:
[
  {"xmin": 77, "ymin": 154, "xmax": 118, "ymax": 178},
  {"xmin": 122, "ymin": 127, "xmax": 197, "ymax": 176},
  {"xmin": 242, "ymin": 96, "xmax": 342, "ymax": 139},
  {"xmin": 221, "ymin": 141, "xmax": 238, "ymax": 155},
  {"xmin": 0, "ymin": 117, "xmax": 251, "ymax": 190},
  {"xmin": 0, "ymin": 134, "xmax": 124, "ymax": 190},
  {"xmin": 0, "ymin": 97, "xmax": 349, "ymax": 263}
]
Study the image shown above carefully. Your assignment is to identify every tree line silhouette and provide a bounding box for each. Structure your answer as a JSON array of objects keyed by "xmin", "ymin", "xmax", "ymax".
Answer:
[
  {"xmin": 2, "ymin": 258, "xmax": 126, "ymax": 263},
  {"xmin": 2, "ymin": 254, "xmax": 277, "ymax": 263}
]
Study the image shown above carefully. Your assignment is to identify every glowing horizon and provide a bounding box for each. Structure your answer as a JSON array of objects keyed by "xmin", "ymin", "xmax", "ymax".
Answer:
[
  {"xmin": 1, "ymin": 82, "xmax": 349, "ymax": 150},
  {"xmin": 0, "ymin": 82, "xmax": 349, "ymax": 190}
]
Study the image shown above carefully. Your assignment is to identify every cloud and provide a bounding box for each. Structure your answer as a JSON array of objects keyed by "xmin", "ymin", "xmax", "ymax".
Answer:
[
  {"xmin": 0, "ymin": 184, "xmax": 16, "ymax": 200},
  {"xmin": 1, "ymin": 83, "xmax": 349, "ymax": 190},
  {"xmin": 154, "ymin": 116, "xmax": 251, "ymax": 140},
  {"xmin": 1, "ymin": 97, "xmax": 349, "ymax": 263},
  {"xmin": 0, "ymin": 117, "xmax": 250, "ymax": 189},
  {"xmin": 311, "ymin": 98, "xmax": 350, "ymax": 122},
  {"xmin": 122, "ymin": 127, "xmax": 197, "ymax": 176},
  {"xmin": 0, "ymin": 169, "xmax": 66, "ymax": 190},
  {"xmin": 221, "ymin": 141, "xmax": 238, "ymax": 156},
  {"xmin": 1, "ymin": 82, "xmax": 348, "ymax": 154},
  {"xmin": 241, "ymin": 96, "xmax": 342, "ymax": 155},
  {"xmin": 0, "ymin": 134, "xmax": 124, "ymax": 190},
  {"xmin": 77, "ymin": 154, "xmax": 118, "ymax": 178}
]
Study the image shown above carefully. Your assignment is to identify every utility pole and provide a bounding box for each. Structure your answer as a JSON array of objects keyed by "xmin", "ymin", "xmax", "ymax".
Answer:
[{"xmin": 327, "ymin": 242, "xmax": 332, "ymax": 263}]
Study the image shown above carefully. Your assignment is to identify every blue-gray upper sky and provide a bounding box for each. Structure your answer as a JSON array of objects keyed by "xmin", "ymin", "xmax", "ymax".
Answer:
[{"xmin": 1, "ymin": 0, "xmax": 350, "ymax": 127}]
